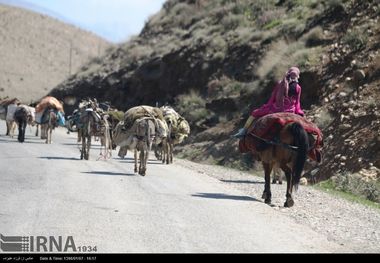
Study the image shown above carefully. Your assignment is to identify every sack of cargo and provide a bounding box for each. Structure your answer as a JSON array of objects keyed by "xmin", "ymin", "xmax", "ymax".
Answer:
[
  {"xmin": 35, "ymin": 111, "xmax": 44, "ymax": 124},
  {"xmin": 0, "ymin": 98, "xmax": 20, "ymax": 107},
  {"xmin": 57, "ymin": 111, "xmax": 65, "ymax": 126},
  {"xmin": 124, "ymin": 105, "xmax": 164, "ymax": 130},
  {"xmin": 6, "ymin": 104, "xmax": 18, "ymax": 121},
  {"xmin": 177, "ymin": 117, "xmax": 190, "ymax": 135},
  {"xmin": 35, "ymin": 96, "xmax": 64, "ymax": 113},
  {"xmin": 161, "ymin": 106, "xmax": 180, "ymax": 119}
]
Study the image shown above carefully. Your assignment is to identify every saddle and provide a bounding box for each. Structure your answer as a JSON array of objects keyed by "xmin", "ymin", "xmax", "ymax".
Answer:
[{"xmin": 239, "ymin": 112, "xmax": 323, "ymax": 162}]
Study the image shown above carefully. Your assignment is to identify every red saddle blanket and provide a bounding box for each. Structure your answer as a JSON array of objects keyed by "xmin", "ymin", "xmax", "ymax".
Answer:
[{"xmin": 239, "ymin": 112, "xmax": 323, "ymax": 162}]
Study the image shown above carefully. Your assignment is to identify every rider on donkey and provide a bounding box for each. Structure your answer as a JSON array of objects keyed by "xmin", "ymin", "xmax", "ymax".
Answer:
[{"xmin": 232, "ymin": 66, "xmax": 304, "ymax": 138}]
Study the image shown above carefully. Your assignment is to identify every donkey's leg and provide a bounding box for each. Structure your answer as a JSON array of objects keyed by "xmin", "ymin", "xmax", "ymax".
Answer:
[
  {"xmin": 272, "ymin": 167, "xmax": 278, "ymax": 184},
  {"xmin": 10, "ymin": 121, "xmax": 14, "ymax": 138},
  {"xmin": 169, "ymin": 142, "xmax": 173, "ymax": 164},
  {"xmin": 80, "ymin": 134, "xmax": 85, "ymax": 160},
  {"xmin": 77, "ymin": 130, "xmax": 82, "ymax": 143},
  {"xmin": 50, "ymin": 126, "xmax": 53, "ymax": 144},
  {"xmin": 6, "ymin": 121, "xmax": 10, "ymax": 136},
  {"xmin": 162, "ymin": 141, "xmax": 167, "ymax": 164},
  {"xmin": 141, "ymin": 147, "xmax": 148, "ymax": 176},
  {"xmin": 45, "ymin": 127, "xmax": 49, "ymax": 144},
  {"xmin": 85, "ymin": 135, "xmax": 91, "ymax": 160},
  {"xmin": 47, "ymin": 126, "xmax": 51, "ymax": 143},
  {"xmin": 164, "ymin": 140, "xmax": 169, "ymax": 164},
  {"xmin": 21, "ymin": 121, "xmax": 27, "ymax": 143},
  {"xmin": 281, "ymin": 164, "xmax": 294, "ymax": 208},
  {"xmin": 262, "ymin": 162, "xmax": 273, "ymax": 204},
  {"xmin": 139, "ymin": 150, "xmax": 145, "ymax": 176},
  {"xmin": 17, "ymin": 120, "xmax": 23, "ymax": 142},
  {"xmin": 40, "ymin": 125, "xmax": 46, "ymax": 139},
  {"xmin": 6, "ymin": 121, "xmax": 14, "ymax": 139},
  {"xmin": 134, "ymin": 149, "xmax": 138, "ymax": 173}
]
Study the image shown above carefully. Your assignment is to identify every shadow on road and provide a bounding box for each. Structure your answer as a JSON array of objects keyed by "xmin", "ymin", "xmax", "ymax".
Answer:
[
  {"xmin": 0, "ymin": 137, "xmax": 45, "ymax": 144},
  {"xmin": 117, "ymin": 159, "xmax": 164, "ymax": 165},
  {"xmin": 62, "ymin": 143, "xmax": 103, "ymax": 149},
  {"xmin": 81, "ymin": 171, "xmax": 135, "ymax": 176},
  {"xmin": 39, "ymin": 156, "xmax": 80, "ymax": 160},
  {"xmin": 220, "ymin": 179, "xmax": 264, "ymax": 185},
  {"xmin": 191, "ymin": 192, "xmax": 259, "ymax": 202}
]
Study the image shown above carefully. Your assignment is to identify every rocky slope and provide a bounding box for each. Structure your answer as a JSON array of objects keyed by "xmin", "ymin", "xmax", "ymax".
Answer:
[
  {"xmin": 49, "ymin": 0, "xmax": 380, "ymax": 200},
  {"xmin": 0, "ymin": 3, "xmax": 111, "ymax": 102}
]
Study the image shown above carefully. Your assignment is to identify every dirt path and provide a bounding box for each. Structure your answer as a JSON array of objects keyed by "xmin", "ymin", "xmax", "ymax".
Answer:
[{"xmin": 175, "ymin": 159, "xmax": 380, "ymax": 253}]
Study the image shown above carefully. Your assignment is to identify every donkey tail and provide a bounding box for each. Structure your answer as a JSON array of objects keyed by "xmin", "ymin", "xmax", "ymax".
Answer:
[{"xmin": 289, "ymin": 122, "xmax": 309, "ymax": 187}]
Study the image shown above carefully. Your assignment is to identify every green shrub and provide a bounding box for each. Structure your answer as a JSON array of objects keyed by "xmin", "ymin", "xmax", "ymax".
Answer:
[
  {"xmin": 221, "ymin": 13, "xmax": 246, "ymax": 30},
  {"xmin": 279, "ymin": 18, "xmax": 306, "ymax": 39},
  {"xmin": 302, "ymin": 26, "xmax": 325, "ymax": 47},
  {"xmin": 176, "ymin": 90, "xmax": 210, "ymax": 123},
  {"xmin": 331, "ymin": 172, "xmax": 380, "ymax": 203},
  {"xmin": 342, "ymin": 29, "xmax": 368, "ymax": 51},
  {"xmin": 256, "ymin": 10, "xmax": 285, "ymax": 29}
]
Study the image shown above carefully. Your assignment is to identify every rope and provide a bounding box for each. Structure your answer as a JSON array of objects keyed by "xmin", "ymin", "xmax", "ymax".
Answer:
[{"xmin": 248, "ymin": 133, "xmax": 298, "ymax": 151}]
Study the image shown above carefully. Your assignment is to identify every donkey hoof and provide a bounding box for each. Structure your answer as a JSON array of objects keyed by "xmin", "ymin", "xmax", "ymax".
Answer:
[{"xmin": 284, "ymin": 199, "xmax": 294, "ymax": 208}]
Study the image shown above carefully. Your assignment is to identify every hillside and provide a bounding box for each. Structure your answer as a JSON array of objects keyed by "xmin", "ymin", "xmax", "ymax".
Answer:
[
  {"xmin": 49, "ymin": 0, "xmax": 380, "ymax": 201},
  {"xmin": 0, "ymin": 3, "xmax": 112, "ymax": 103}
]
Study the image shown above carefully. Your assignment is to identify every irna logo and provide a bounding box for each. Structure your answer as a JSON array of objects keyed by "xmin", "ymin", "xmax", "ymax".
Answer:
[{"xmin": 0, "ymin": 234, "xmax": 77, "ymax": 252}]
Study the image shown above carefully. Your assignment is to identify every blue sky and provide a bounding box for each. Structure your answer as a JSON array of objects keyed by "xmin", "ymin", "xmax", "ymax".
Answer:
[{"xmin": 5, "ymin": 0, "xmax": 167, "ymax": 43}]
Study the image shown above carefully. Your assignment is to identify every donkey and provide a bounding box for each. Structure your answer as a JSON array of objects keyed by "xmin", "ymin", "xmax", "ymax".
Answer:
[
  {"xmin": 13, "ymin": 106, "xmax": 35, "ymax": 143},
  {"xmin": 239, "ymin": 112, "xmax": 323, "ymax": 207},
  {"xmin": 40, "ymin": 108, "xmax": 58, "ymax": 144},
  {"xmin": 133, "ymin": 117, "xmax": 156, "ymax": 176},
  {"xmin": 164, "ymin": 116, "xmax": 190, "ymax": 164},
  {"xmin": 78, "ymin": 108, "xmax": 110, "ymax": 160},
  {"xmin": 242, "ymin": 122, "xmax": 310, "ymax": 207}
]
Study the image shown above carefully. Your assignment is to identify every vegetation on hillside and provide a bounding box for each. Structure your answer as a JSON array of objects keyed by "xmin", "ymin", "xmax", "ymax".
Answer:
[{"xmin": 50, "ymin": 0, "xmax": 380, "ymax": 202}]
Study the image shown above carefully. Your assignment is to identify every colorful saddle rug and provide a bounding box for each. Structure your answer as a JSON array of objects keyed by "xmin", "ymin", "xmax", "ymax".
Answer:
[{"xmin": 239, "ymin": 112, "xmax": 323, "ymax": 162}]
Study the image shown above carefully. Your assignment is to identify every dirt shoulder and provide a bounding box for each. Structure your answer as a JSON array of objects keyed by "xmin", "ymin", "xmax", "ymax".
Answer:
[{"xmin": 175, "ymin": 158, "xmax": 380, "ymax": 253}]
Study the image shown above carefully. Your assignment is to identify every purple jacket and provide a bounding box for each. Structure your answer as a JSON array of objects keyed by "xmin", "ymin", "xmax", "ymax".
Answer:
[{"xmin": 251, "ymin": 82, "xmax": 304, "ymax": 118}]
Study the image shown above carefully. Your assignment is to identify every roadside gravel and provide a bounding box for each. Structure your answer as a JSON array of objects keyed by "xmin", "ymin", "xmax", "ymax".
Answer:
[{"xmin": 175, "ymin": 158, "xmax": 380, "ymax": 253}]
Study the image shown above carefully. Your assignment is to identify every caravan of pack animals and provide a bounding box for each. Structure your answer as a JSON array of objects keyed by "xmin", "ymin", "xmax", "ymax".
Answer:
[
  {"xmin": 0, "ymin": 91, "xmax": 324, "ymax": 207},
  {"xmin": 0, "ymin": 96, "xmax": 190, "ymax": 177}
]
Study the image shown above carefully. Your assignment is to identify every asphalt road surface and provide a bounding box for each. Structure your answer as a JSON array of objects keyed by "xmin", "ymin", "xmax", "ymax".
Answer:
[{"xmin": 0, "ymin": 121, "xmax": 344, "ymax": 253}]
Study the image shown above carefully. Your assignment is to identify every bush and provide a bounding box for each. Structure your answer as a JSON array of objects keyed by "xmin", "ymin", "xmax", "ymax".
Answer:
[
  {"xmin": 279, "ymin": 18, "xmax": 306, "ymax": 39},
  {"xmin": 331, "ymin": 172, "xmax": 380, "ymax": 203},
  {"xmin": 302, "ymin": 26, "xmax": 325, "ymax": 47},
  {"xmin": 342, "ymin": 29, "xmax": 368, "ymax": 52},
  {"xmin": 221, "ymin": 13, "xmax": 246, "ymax": 30},
  {"xmin": 256, "ymin": 10, "xmax": 285, "ymax": 29},
  {"xmin": 176, "ymin": 90, "xmax": 210, "ymax": 123}
]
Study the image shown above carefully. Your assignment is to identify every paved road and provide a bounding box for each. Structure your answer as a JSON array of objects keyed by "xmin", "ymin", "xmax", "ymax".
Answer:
[{"xmin": 0, "ymin": 121, "xmax": 344, "ymax": 253}]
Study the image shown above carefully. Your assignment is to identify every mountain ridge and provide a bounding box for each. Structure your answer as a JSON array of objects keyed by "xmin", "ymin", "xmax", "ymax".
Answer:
[{"xmin": 0, "ymin": 2, "xmax": 112, "ymax": 103}]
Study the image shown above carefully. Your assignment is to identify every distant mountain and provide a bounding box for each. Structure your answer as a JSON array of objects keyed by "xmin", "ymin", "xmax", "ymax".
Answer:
[
  {"xmin": 0, "ymin": 0, "xmax": 71, "ymax": 23},
  {"xmin": 0, "ymin": 2, "xmax": 112, "ymax": 102}
]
